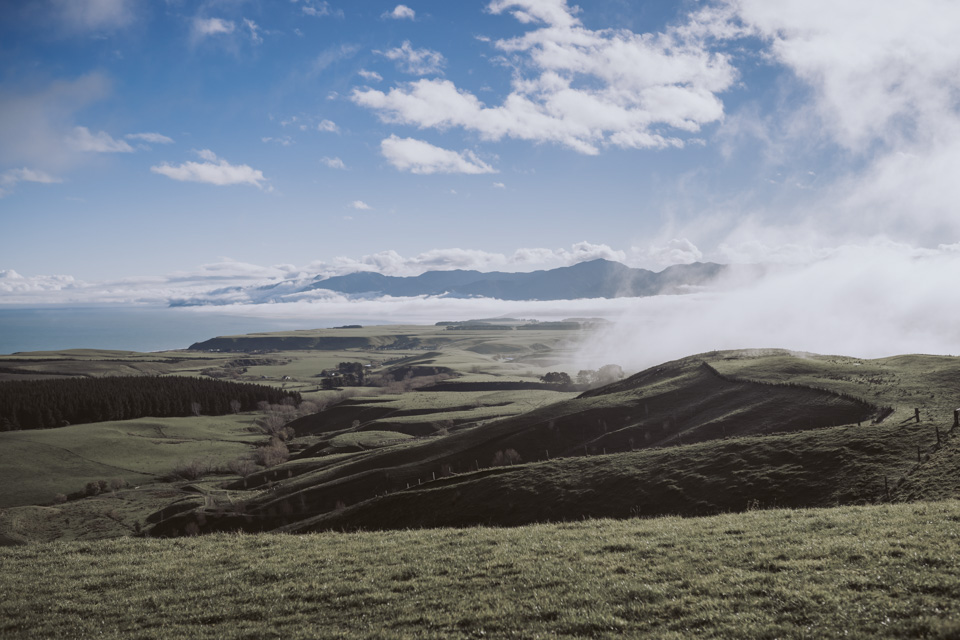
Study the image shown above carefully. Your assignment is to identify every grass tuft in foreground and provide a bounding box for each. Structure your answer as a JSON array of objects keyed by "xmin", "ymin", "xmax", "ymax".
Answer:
[{"xmin": 2, "ymin": 500, "xmax": 960, "ymax": 639}]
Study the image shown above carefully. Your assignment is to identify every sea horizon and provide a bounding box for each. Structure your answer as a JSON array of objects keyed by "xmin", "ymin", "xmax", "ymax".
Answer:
[{"xmin": 0, "ymin": 305, "xmax": 369, "ymax": 355}]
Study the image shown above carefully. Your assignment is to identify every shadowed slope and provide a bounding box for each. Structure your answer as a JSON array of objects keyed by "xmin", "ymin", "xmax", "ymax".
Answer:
[{"xmin": 147, "ymin": 354, "xmax": 881, "ymax": 536}]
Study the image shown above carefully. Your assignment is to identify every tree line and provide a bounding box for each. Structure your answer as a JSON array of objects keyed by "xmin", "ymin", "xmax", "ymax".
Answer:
[{"xmin": 0, "ymin": 376, "xmax": 301, "ymax": 431}]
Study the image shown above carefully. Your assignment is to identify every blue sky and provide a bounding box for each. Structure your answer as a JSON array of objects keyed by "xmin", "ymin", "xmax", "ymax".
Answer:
[{"xmin": 2, "ymin": 0, "xmax": 960, "ymax": 308}]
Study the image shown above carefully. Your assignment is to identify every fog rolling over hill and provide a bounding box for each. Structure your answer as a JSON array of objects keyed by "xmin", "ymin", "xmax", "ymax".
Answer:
[{"xmin": 170, "ymin": 259, "xmax": 727, "ymax": 306}]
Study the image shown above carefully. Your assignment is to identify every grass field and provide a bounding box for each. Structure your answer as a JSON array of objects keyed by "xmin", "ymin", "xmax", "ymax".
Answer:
[
  {"xmin": 3, "ymin": 325, "xmax": 960, "ymax": 638},
  {"xmin": 2, "ymin": 501, "xmax": 959, "ymax": 638},
  {"xmin": 0, "ymin": 415, "xmax": 263, "ymax": 508}
]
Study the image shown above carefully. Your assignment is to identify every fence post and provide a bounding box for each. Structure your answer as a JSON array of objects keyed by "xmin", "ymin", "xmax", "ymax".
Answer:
[
  {"xmin": 954, "ymin": 409, "xmax": 959, "ymax": 429},
  {"xmin": 936, "ymin": 426, "xmax": 942, "ymax": 447},
  {"xmin": 915, "ymin": 408, "xmax": 920, "ymax": 423}
]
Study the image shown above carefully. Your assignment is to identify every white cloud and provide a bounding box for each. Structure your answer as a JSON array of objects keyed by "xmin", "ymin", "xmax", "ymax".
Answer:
[
  {"xmin": 192, "ymin": 17, "xmax": 235, "ymax": 37},
  {"xmin": 66, "ymin": 126, "xmax": 134, "ymax": 153},
  {"xmin": 321, "ymin": 156, "xmax": 346, "ymax": 169},
  {"xmin": 486, "ymin": 0, "xmax": 580, "ymax": 29},
  {"xmin": 381, "ymin": 135, "xmax": 497, "ymax": 174},
  {"xmin": 728, "ymin": 0, "xmax": 960, "ymax": 152},
  {"xmin": 302, "ymin": 1, "xmax": 343, "ymax": 18},
  {"xmin": 317, "ymin": 119, "xmax": 339, "ymax": 133},
  {"xmin": 670, "ymin": 0, "xmax": 960, "ymax": 248},
  {"xmin": 379, "ymin": 41, "xmax": 445, "ymax": 75},
  {"xmin": 0, "ymin": 167, "xmax": 62, "ymax": 197},
  {"xmin": 354, "ymin": 2, "xmax": 736, "ymax": 154},
  {"xmin": 358, "ymin": 69, "xmax": 383, "ymax": 82},
  {"xmin": 632, "ymin": 238, "xmax": 703, "ymax": 267},
  {"xmin": 1, "ymin": 167, "xmax": 61, "ymax": 187},
  {"xmin": 262, "ymin": 136, "xmax": 294, "ymax": 146},
  {"xmin": 383, "ymin": 5, "xmax": 416, "ymax": 20},
  {"xmin": 243, "ymin": 18, "xmax": 262, "ymax": 45},
  {"xmin": 350, "ymin": 200, "xmax": 372, "ymax": 210},
  {"xmin": 125, "ymin": 132, "xmax": 174, "ymax": 144},
  {"xmin": 492, "ymin": 181, "xmax": 506, "ymax": 188},
  {"xmin": 0, "ymin": 269, "xmax": 79, "ymax": 294},
  {"xmin": 302, "ymin": 242, "xmax": 637, "ymax": 278},
  {"xmin": 150, "ymin": 149, "xmax": 268, "ymax": 188}
]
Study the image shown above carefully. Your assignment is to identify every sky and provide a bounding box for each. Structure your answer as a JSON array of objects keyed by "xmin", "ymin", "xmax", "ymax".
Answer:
[{"xmin": 2, "ymin": 0, "xmax": 960, "ymax": 361}]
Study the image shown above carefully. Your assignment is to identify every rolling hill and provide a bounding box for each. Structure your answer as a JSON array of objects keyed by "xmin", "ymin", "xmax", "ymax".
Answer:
[{"xmin": 145, "ymin": 349, "xmax": 953, "ymax": 538}]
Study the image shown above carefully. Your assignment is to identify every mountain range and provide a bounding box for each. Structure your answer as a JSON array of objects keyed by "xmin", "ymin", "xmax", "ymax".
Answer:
[{"xmin": 170, "ymin": 259, "xmax": 727, "ymax": 306}]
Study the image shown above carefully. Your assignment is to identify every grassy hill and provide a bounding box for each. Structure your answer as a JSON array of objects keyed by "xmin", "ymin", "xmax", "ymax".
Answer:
[
  {"xmin": 145, "ymin": 350, "xmax": 950, "ymax": 537},
  {"xmin": 3, "ymin": 501, "xmax": 959, "ymax": 638},
  {"xmin": 0, "ymin": 415, "xmax": 263, "ymax": 508}
]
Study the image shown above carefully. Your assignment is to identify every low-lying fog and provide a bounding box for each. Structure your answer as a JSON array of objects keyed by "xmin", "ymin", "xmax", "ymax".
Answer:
[{"xmin": 178, "ymin": 244, "xmax": 960, "ymax": 372}]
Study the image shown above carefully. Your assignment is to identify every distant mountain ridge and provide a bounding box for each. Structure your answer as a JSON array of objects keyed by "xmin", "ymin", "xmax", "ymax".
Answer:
[
  {"xmin": 170, "ymin": 259, "xmax": 726, "ymax": 306},
  {"xmin": 305, "ymin": 259, "xmax": 725, "ymax": 301}
]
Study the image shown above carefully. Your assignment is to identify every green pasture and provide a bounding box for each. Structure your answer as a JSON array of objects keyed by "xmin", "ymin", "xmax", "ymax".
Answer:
[
  {"xmin": 2, "ymin": 501, "xmax": 959, "ymax": 638},
  {"xmin": 0, "ymin": 415, "xmax": 262, "ymax": 508}
]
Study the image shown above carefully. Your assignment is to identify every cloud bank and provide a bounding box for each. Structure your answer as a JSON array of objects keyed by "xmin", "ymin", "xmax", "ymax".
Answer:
[
  {"xmin": 579, "ymin": 243, "xmax": 960, "ymax": 370},
  {"xmin": 5, "ymin": 242, "xmax": 960, "ymax": 367}
]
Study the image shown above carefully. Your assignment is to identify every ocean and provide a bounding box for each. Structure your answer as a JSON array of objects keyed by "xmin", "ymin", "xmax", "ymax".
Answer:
[{"xmin": 0, "ymin": 306, "xmax": 346, "ymax": 355}]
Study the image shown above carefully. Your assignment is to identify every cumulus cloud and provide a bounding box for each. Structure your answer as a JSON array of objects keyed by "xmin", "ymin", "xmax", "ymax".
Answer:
[
  {"xmin": 65, "ymin": 126, "xmax": 134, "ymax": 153},
  {"xmin": 383, "ymin": 5, "xmax": 416, "ymax": 20},
  {"xmin": 354, "ymin": 1, "xmax": 736, "ymax": 154},
  {"xmin": 349, "ymin": 200, "xmax": 371, "ymax": 210},
  {"xmin": 192, "ymin": 17, "xmax": 235, "ymax": 37},
  {"xmin": 380, "ymin": 135, "xmax": 497, "ymax": 174},
  {"xmin": 321, "ymin": 156, "xmax": 346, "ymax": 169},
  {"xmin": 125, "ymin": 132, "xmax": 174, "ymax": 144},
  {"xmin": 150, "ymin": 149, "xmax": 268, "ymax": 188},
  {"xmin": 317, "ymin": 119, "xmax": 339, "ymax": 133},
  {"xmin": 379, "ymin": 41, "xmax": 445, "ymax": 75}
]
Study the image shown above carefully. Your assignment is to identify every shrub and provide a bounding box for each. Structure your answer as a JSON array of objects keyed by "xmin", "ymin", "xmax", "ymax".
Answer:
[
  {"xmin": 228, "ymin": 458, "xmax": 258, "ymax": 477},
  {"xmin": 254, "ymin": 438, "xmax": 290, "ymax": 468},
  {"xmin": 167, "ymin": 458, "xmax": 212, "ymax": 481}
]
